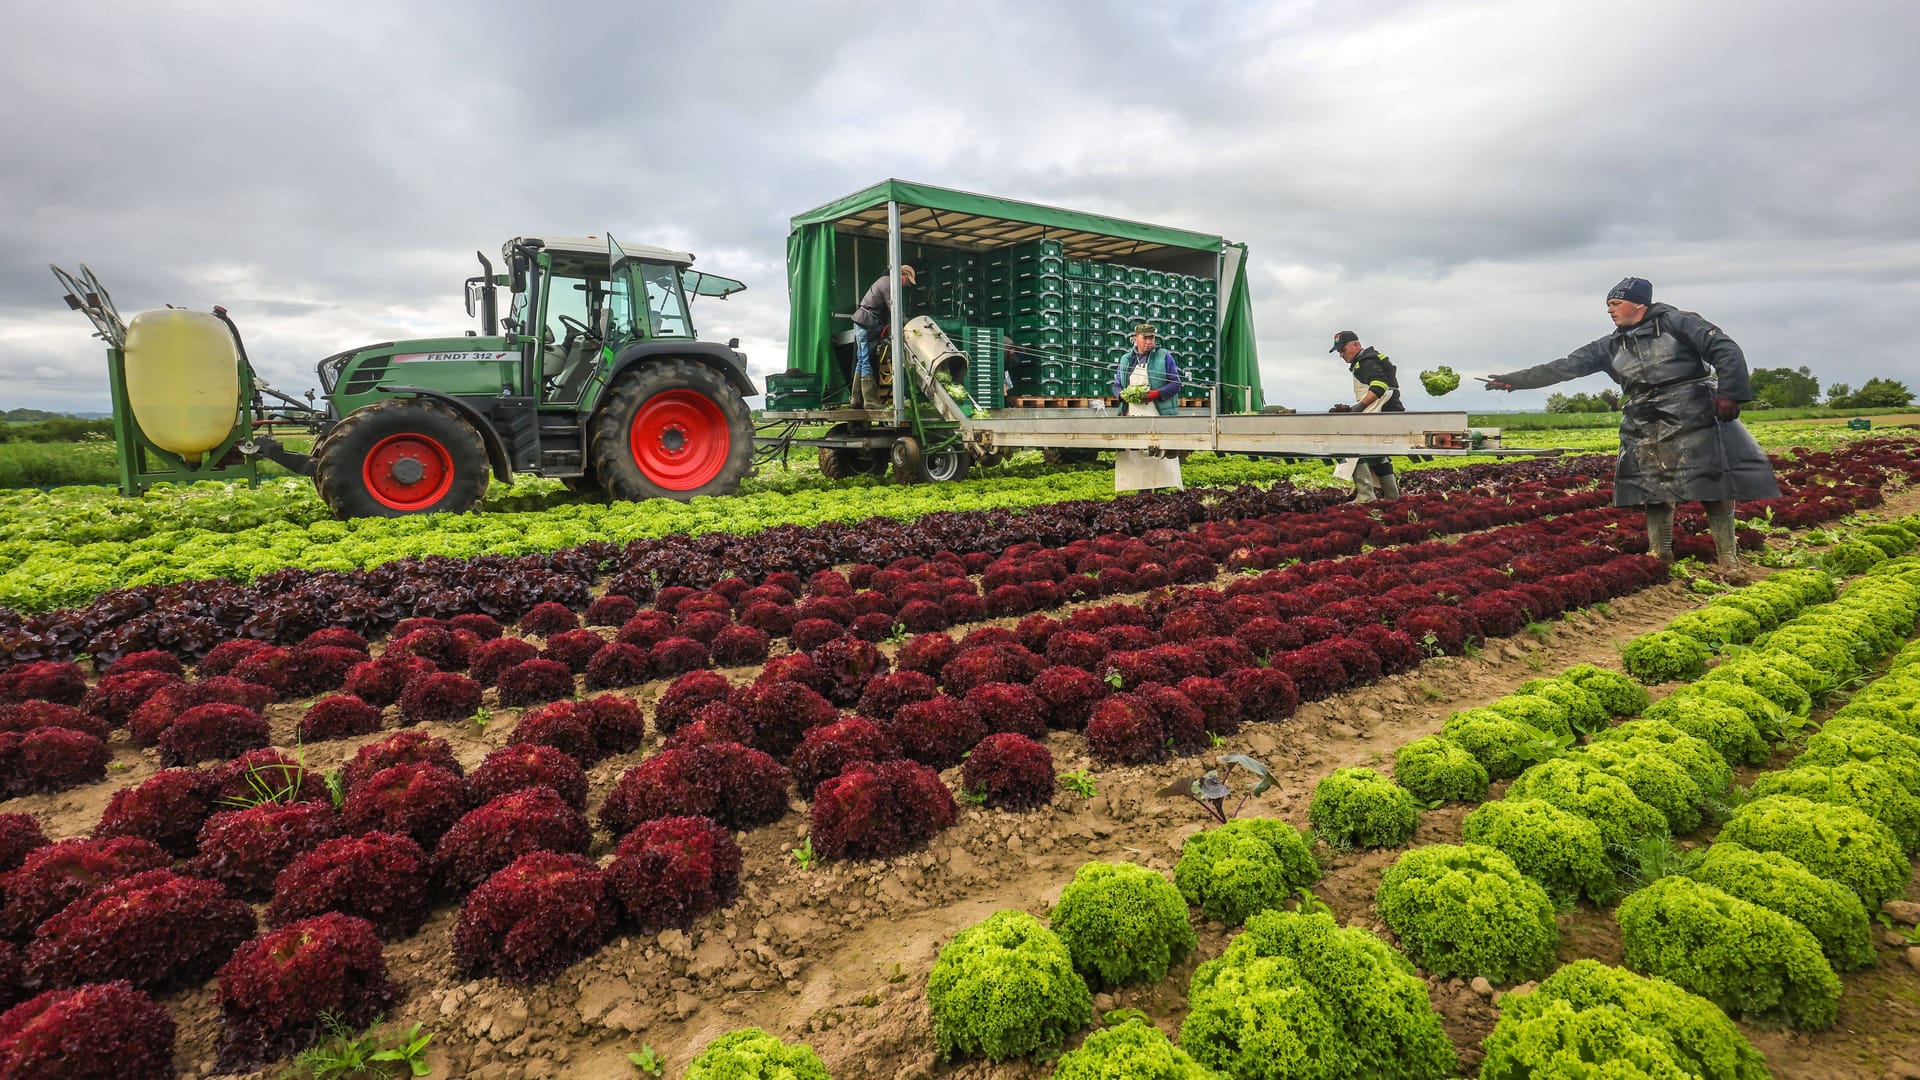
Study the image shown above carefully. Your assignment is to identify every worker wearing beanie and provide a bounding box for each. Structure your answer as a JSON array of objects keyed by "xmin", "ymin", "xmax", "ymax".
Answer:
[
  {"xmin": 1485, "ymin": 277, "xmax": 1780, "ymax": 578},
  {"xmin": 1328, "ymin": 330, "xmax": 1405, "ymax": 502}
]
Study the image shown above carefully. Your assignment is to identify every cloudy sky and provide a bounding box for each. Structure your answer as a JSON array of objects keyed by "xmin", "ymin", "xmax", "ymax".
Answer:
[{"xmin": 4, "ymin": 0, "xmax": 1916, "ymax": 415}]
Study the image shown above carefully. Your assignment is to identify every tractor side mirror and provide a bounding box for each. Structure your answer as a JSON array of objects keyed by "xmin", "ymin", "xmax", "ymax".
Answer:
[
  {"xmin": 463, "ymin": 278, "xmax": 483, "ymax": 318},
  {"xmin": 511, "ymin": 254, "xmax": 529, "ymax": 294}
]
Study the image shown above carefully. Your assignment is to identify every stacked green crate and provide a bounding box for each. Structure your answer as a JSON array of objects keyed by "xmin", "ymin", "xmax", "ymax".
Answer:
[
  {"xmin": 960, "ymin": 326, "xmax": 1005, "ymax": 410},
  {"xmin": 986, "ymin": 240, "xmax": 1066, "ymax": 397}
]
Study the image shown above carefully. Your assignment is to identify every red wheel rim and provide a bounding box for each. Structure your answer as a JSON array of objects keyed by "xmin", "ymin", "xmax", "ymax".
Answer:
[
  {"xmin": 362, "ymin": 432, "xmax": 455, "ymax": 510},
  {"xmin": 629, "ymin": 390, "xmax": 730, "ymax": 491}
]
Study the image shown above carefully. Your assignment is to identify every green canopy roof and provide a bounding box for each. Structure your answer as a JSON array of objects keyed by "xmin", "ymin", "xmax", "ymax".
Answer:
[{"xmin": 790, "ymin": 178, "xmax": 1224, "ymax": 262}]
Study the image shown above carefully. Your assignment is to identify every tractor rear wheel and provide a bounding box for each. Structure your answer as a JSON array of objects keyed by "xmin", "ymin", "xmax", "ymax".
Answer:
[
  {"xmin": 314, "ymin": 400, "xmax": 490, "ymax": 518},
  {"xmin": 589, "ymin": 359, "xmax": 754, "ymax": 501}
]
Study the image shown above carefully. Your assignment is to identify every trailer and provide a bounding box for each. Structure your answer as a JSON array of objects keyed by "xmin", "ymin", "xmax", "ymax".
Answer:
[{"xmin": 758, "ymin": 180, "xmax": 1548, "ymax": 481}]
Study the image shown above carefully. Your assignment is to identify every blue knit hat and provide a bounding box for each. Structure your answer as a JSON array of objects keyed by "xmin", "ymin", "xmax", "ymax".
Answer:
[{"xmin": 1607, "ymin": 277, "xmax": 1652, "ymax": 305}]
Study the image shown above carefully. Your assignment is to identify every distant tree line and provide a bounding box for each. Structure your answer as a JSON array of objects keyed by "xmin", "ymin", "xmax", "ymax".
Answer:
[
  {"xmin": 0, "ymin": 417, "xmax": 115, "ymax": 443},
  {"xmin": 1541, "ymin": 367, "xmax": 1913, "ymax": 413}
]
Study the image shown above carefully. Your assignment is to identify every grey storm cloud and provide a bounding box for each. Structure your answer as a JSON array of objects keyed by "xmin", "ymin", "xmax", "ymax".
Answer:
[{"xmin": 2, "ymin": 0, "xmax": 1916, "ymax": 414}]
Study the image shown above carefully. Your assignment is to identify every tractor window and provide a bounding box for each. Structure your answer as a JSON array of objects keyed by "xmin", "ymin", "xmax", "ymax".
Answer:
[
  {"xmin": 542, "ymin": 272, "xmax": 604, "ymax": 346},
  {"xmin": 638, "ymin": 262, "xmax": 692, "ymax": 338}
]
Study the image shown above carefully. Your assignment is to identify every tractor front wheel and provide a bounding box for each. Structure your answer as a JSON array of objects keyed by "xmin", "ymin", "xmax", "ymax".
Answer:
[
  {"xmin": 314, "ymin": 400, "xmax": 490, "ymax": 518},
  {"xmin": 589, "ymin": 359, "xmax": 754, "ymax": 502}
]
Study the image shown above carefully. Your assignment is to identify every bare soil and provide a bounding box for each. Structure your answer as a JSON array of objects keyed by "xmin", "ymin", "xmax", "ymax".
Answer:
[{"xmin": 8, "ymin": 490, "xmax": 1920, "ymax": 1080}]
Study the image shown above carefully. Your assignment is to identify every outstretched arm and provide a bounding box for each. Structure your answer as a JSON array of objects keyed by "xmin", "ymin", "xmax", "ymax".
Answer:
[{"xmin": 1487, "ymin": 337, "xmax": 1612, "ymax": 391}]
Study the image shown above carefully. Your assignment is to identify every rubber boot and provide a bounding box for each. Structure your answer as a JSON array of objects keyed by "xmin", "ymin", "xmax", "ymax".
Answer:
[
  {"xmin": 1644, "ymin": 503, "xmax": 1675, "ymax": 561},
  {"xmin": 1706, "ymin": 499, "xmax": 1747, "ymax": 582},
  {"xmin": 1351, "ymin": 471, "xmax": 1376, "ymax": 503},
  {"xmin": 1376, "ymin": 471, "xmax": 1402, "ymax": 500},
  {"xmin": 853, "ymin": 375, "xmax": 881, "ymax": 411}
]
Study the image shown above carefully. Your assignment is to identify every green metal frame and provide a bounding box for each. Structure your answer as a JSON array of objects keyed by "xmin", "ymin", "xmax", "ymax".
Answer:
[{"xmin": 105, "ymin": 343, "xmax": 260, "ymax": 495}]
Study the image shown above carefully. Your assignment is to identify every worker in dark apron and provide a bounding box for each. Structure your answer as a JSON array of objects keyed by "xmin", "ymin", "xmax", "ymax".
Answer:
[
  {"xmin": 1329, "ymin": 330, "xmax": 1404, "ymax": 502},
  {"xmin": 1486, "ymin": 277, "xmax": 1780, "ymax": 578}
]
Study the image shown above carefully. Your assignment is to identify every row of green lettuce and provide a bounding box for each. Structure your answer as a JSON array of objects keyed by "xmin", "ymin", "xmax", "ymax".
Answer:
[
  {"xmin": 0, "ymin": 455, "xmax": 1329, "ymax": 613},
  {"xmin": 1335, "ymin": 526, "xmax": 1920, "ymax": 1048},
  {"xmin": 0, "ymin": 420, "xmax": 1885, "ymax": 617}
]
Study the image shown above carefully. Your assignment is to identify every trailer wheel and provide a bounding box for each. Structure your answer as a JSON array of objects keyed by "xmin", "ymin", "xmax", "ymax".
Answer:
[
  {"xmin": 890, "ymin": 436, "xmax": 971, "ymax": 485},
  {"xmin": 589, "ymin": 359, "xmax": 754, "ymax": 501},
  {"xmin": 817, "ymin": 425, "xmax": 887, "ymax": 480},
  {"xmin": 314, "ymin": 400, "xmax": 490, "ymax": 518}
]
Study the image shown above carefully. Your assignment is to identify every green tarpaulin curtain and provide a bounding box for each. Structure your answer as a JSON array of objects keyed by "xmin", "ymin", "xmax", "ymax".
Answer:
[
  {"xmin": 784, "ymin": 224, "xmax": 840, "ymax": 397},
  {"xmin": 1218, "ymin": 242, "xmax": 1264, "ymax": 412}
]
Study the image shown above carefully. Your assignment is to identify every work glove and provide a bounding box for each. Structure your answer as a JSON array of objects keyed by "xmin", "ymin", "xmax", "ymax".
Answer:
[
  {"xmin": 1145, "ymin": 389, "xmax": 1161, "ymax": 402},
  {"xmin": 1484, "ymin": 376, "xmax": 1516, "ymax": 392},
  {"xmin": 1328, "ymin": 402, "xmax": 1353, "ymax": 413},
  {"xmin": 1713, "ymin": 396, "xmax": 1742, "ymax": 422}
]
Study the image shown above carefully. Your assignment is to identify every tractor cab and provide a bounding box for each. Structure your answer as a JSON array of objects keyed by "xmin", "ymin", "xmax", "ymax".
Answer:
[{"xmin": 476, "ymin": 235, "xmax": 740, "ymax": 409}]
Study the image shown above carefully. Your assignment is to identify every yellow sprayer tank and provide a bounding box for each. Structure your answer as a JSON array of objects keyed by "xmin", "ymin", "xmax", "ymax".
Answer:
[{"xmin": 123, "ymin": 308, "xmax": 243, "ymax": 459}]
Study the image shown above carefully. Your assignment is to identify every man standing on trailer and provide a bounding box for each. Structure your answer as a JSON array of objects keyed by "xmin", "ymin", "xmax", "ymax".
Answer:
[
  {"xmin": 1329, "ymin": 330, "xmax": 1404, "ymax": 502},
  {"xmin": 1112, "ymin": 322, "xmax": 1184, "ymax": 492},
  {"xmin": 848, "ymin": 264, "xmax": 916, "ymax": 409},
  {"xmin": 1484, "ymin": 277, "xmax": 1780, "ymax": 578}
]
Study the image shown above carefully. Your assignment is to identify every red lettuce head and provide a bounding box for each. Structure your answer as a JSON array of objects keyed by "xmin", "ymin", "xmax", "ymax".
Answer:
[
  {"xmin": 343, "ymin": 654, "xmax": 439, "ymax": 709},
  {"xmin": 883, "ymin": 697, "xmax": 987, "ymax": 769},
  {"xmin": 79, "ymin": 669, "xmax": 181, "ymax": 729},
  {"xmin": 296, "ymin": 694, "xmax": 384, "ymax": 742},
  {"xmin": 25, "ymin": 869, "xmax": 256, "ymax": 993},
  {"xmin": 397, "ymin": 670, "xmax": 483, "ymax": 724},
  {"xmin": 810, "ymin": 760, "xmax": 957, "ymax": 860},
  {"xmin": 965, "ymin": 682, "xmax": 1049, "ymax": 740},
  {"xmin": 157, "ymin": 703, "xmax": 270, "ymax": 767},
  {"xmin": 543, "ymin": 629, "xmax": 611, "ymax": 674},
  {"xmin": 710, "ymin": 626, "xmax": 772, "ymax": 666},
  {"xmin": 604, "ymin": 815, "xmax": 743, "ymax": 932},
  {"xmin": 342, "ymin": 730, "xmax": 462, "ymax": 791},
  {"xmin": 789, "ymin": 717, "xmax": 902, "ymax": 797},
  {"xmin": 0, "ymin": 728, "xmax": 109, "ymax": 797},
  {"xmin": 467, "ymin": 743, "xmax": 589, "ymax": 810},
  {"xmin": 213, "ymin": 912, "xmax": 400, "ymax": 1073},
  {"xmin": 496, "ymin": 658, "xmax": 578, "ymax": 706},
  {"xmin": 0, "ymin": 836, "xmax": 173, "ymax": 939},
  {"xmin": 340, "ymin": 763, "xmax": 469, "ymax": 849},
  {"xmin": 451, "ymin": 851, "xmax": 615, "ymax": 983},
  {"xmin": 0, "ymin": 981, "xmax": 175, "ymax": 1078},
  {"xmin": 0, "ymin": 813, "xmax": 49, "ymax": 874},
  {"xmin": 599, "ymin": 742, "xmax": 790, "ymax": 836},
  {"xmin": 434, "ymin": 787, "xmax": 592, "ymax": 895},
  {"xmin": 961, "ymin": 733, "xmax": 1055, "ymax": 811},
  {"xmin": 268, "ymin": 830, "xmax": 432, "ymax": 941},
  {"xmin": 1086, "ymin": 693, "xmax": 1165, "ymax": 764},
  {"xmin": 508, "ymin": 701, "xmax": 600, "ymax": 764},
  {"xmin": 190, "ymin": 801, "xmax": 340, "ymax": 900},
  {"xmin": 468, "ymin": 637, "xmax": 541, "ymax": 686},
  {"xmin": 519, "ymin": 601, "xmax": 581, "ymax": 637}
]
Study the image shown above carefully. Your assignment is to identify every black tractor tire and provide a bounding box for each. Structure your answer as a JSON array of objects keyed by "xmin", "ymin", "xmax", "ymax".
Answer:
[
  {"xmin": 1042, "ymin": 447, "xmax": 1100, "ymax": 466},
  {"xmin": 314, "ymin": 399, "xmax": 490, "ymax": 518},
  {"xmin": 560, "ymin": 461, "xmax": 602, "ymax": 496},
  {"xmin": 589, "ymin": 359, "xmax": 754, "ymax": 502},
  {"xmin": 818, "ymin": 425, "xmax": 888, "ymax": 480},
  {"xmin": 890, "ymin": 436, "xmax": 971, "ymax": 485}
]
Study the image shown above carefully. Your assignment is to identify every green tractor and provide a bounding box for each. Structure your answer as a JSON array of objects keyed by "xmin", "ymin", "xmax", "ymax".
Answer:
[
  {"xmin": 304, "ymin": 235, "xmax": 758, "ymax": 515},
  {"xmin": 59, "ymin": 236, "xmax": 758, "ymax": 517}
]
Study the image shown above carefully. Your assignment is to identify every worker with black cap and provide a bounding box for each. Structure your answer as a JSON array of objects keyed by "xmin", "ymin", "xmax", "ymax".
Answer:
[
  {"xmin": 1485, "ymin": 277, "xmax": 1780, "ymax": 578},
  {"xmin": 848, "ymin": 264, "xmax": 917, "ymax": 409},
  {"xmin": 1328, "ymin": 330, "xmax": 1404, "ymax": 501}
]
